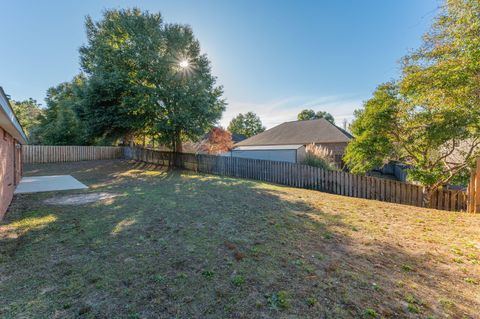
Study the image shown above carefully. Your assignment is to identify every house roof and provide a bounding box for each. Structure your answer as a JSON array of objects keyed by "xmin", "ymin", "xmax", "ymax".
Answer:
[
  {"xmin": 445, "ymin": 138, "xmax": 480, "ymax": 165},
  {"xmin": 233, "ymin": 144, "xmax": 304, "ymax": 151},
  {"xmin": 231, "ymin": 133, "xmax": 247, "ymax": 143},
  {"xmin": 234, "ymin": 118, "xmax": 352, "ymax": 147},
  {"xmin": 0, "ymin": 87, "xmax": 27, "ymax": 144}
]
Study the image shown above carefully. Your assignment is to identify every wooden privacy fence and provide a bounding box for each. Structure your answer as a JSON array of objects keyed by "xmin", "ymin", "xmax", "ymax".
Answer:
[
  {"xmin": 467, "ymin": 158, "xmax": 480, "ymax": 213},
  {"xmin": 126, "ymin": 147, "xmax": 468, "ymax": 212},
  {"xmin": 23, "ymin": 145, "xmax": 125, "ymax": 164}
]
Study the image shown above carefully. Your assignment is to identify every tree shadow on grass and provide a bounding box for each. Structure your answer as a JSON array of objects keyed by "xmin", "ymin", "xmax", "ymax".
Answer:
[{"xmin": 1, "ymin": 160, "xmax": 478, "ymax": 318}]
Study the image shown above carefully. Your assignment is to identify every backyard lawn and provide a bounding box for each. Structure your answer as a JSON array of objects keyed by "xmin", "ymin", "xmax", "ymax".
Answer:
[{"xmin": 1, "ymin": 160, "xmax": 479, "ymax": 318}]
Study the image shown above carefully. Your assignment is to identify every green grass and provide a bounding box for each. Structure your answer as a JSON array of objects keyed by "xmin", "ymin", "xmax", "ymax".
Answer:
[{"xmin": 0, "ymin": 160, "xmax": 479, "ymax": 318}]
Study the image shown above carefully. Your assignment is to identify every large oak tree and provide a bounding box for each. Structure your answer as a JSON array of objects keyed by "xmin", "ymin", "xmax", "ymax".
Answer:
[{"xmin": 78, "ymin": 9, "xmax": 225, "ymax": 150}]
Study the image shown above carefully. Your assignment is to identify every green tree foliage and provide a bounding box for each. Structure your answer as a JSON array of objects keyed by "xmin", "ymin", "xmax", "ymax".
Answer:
[
  {"xmin": 36, "ymin": 76, "xmax": 87, "ymax": 145},
  {"xmin": 78, "ymin": 9, "xmax": 225, "ymax": 150},
  {"xmin": 344, "ymin": 83, "xmax": 399, "ymax": 174},
  {"xmin": 227, "ymin": 112, "xmax": 265, "ymax": 138},
  {"xmin": 78, "ymin": 9, "xmax": 164, "ymax": 144},
  {"xmin": 297, "ymin": 109, "xmax": 335, "ymax": 124},
  {"xmin": 344, "ymin": 0, "xmax": 480, "ymax": 196},
  {"xmin": 154, "ymin": 24, "xmax": 226, "ymax": 151},
  {"xmin": 10, "ymin": 98, "xmax": 43, "ymax": 142}
]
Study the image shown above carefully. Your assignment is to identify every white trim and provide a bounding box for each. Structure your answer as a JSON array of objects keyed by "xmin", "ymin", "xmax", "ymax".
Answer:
[{"xmin": 233, "ymin": 144, "xmax": 304, "ymax": 151}]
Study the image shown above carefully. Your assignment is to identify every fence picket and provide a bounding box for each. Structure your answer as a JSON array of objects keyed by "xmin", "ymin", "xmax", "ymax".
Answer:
[
  {"xmin": 24, "ymin": 145, "xmax": 125, "ymax": 164},
  {"xmin": 23, "ymin": 145, "xmax": 468, "ymax": 212}
]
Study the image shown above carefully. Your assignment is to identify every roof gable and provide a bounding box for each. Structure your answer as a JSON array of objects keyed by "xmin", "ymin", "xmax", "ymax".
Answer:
[{"xmin": 234, "ymin": 118, "xmax": 352, "ymax": 147}]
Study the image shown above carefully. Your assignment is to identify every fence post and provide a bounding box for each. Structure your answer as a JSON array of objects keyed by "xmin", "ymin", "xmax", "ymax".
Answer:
[
  {"xmin": 474, "ymin": 158, "xmax": 480, "ymax": 213},
  {"xmin": 38, "ymin": 145, "xmax": 467, "ymax": 212}
]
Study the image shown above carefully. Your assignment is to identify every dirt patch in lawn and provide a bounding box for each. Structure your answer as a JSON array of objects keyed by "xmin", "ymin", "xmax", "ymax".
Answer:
[{"xmin": 43, "ymin": 192, "xmax": 119, "ymax": 205}]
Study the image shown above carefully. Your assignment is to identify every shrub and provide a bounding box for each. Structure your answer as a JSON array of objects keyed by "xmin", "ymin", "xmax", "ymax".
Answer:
[
  {"xmin": 363, "ymin": 308, "xmax": 378, "ymax": 318},
  {"xmin": 267, "ymin": 290, "xmax": 290, "ymax": 310},
  {"xmin": 302, "ymin": 143, "xmax": 336, "ymax": 170},
  {"xmin": 231, "ymin": 275, "xmax": 245, "ymax": 287},
  {"xmin": 305, "ymin": 296, "xmax": 316, "ymax": 307},
  {"xmin": 201, "ymin": 270, "xmax": 214, "ymax": 279}
]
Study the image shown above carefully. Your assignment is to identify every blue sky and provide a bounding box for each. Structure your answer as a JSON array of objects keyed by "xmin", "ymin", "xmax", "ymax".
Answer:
[{"xmin": 0, "ymin": 0, "xmax": 439, "ymax": 128}]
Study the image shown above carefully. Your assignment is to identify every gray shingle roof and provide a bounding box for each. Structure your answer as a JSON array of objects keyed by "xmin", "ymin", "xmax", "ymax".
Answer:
[{"xmin": 234, "ymin": 118, "xmax": 352, "ymax": 147}]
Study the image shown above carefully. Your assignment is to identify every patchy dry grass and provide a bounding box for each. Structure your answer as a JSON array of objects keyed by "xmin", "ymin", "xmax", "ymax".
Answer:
[{"xmin": 1, "ymin": 160, "xmax": 479, "ymax": 318}]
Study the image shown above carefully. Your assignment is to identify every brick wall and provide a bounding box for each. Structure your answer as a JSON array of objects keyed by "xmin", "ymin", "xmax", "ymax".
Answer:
[
  {"xmin": 0, "ymin": 128, "xmax": 22, "ymax": 219},
  {"xmin": 15, "ymin": 140, "xmax": 22, "ymax": 184}
]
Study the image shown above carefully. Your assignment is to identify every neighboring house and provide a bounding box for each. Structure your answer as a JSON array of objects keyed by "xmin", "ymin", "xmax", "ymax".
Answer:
[
  {"xmin": 231, "ymin": 144, "xmax": 306, "ymax": 163},
  {"xmin": 0, "ymin": 87, "xmax": 27, "ymax": 219},
  {"xmin": 445, "ymin": 139, "xmax": 479, "ymax": 168},
  {"xmin": 231, "ymin": 133, "xmax": 247, "ymax": 143},
  {"xmin": 231, "ymin": 118, "xmax": 353, "ymax": 164},
  {"xmin": 371, "ymin": 162, "xmax": 409, "ymax": 182},
  {"xmin": 374, "ymin": 140, "xmax": 479, "ymax": 183}
]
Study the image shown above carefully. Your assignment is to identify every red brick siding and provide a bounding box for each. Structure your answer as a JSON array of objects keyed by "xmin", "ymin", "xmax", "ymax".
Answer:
[
  {"xmin": 14, "ymin": 140, "xmax": 22, "ymax": 184},
  {"xmin": 0, "ymin": 127, "xmax": 22, "ymax": 219}
]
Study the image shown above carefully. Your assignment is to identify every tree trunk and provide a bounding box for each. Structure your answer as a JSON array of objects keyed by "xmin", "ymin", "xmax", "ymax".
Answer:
[
  {"xmin": 175, "ymin": 134, "xmax": 182, "ymax": 153},
  {"xmin": 170, "ymin": 132, "xmax": 182, "ymax": 169},
  {"xmin": 169, "ymin": 136, "xmax": 176, "ymax": 169},
  {"xmin": 125, "ymin": 133, "xmax": 134, "ymax": 148},
  {"xmin": 423, "ymin": 186, "xmax": 433, "ymax": 208}
]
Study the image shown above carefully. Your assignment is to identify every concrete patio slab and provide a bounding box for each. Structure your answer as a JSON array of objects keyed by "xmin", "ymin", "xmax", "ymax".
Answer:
[{"xmin": 15, "ymin": 175, "xmax": 88, "ymax": 194}]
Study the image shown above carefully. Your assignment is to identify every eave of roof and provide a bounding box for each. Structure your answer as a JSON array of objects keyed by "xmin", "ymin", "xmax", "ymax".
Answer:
[
  {"xmin": 233, "ymin": 144, "xmax": 304, "ymax": 151},
  {"xmin": 0, "ymin": 87, "xmax": 28, "ymax": 144}
]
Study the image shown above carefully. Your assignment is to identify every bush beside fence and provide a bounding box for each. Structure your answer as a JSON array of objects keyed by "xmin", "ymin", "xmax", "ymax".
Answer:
[
  {"xmin": 126, "ymin": 147, "xmax": 468, "ymax": 212},
  {"xmin": 23, "ymin": 145, "xmax": 125, "ymax": 164}
]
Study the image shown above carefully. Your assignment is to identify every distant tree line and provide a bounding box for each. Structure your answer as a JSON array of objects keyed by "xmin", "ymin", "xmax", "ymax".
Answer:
[
  {"xmin": 10, "ymin": 99, "xmax": 43, "ymax": 144},
  {"xmin": 227, "ymin": 112, "xmax": 265, "ymax": 138},
  {"xmin": 297, "ymin": 109, "xmax": 334, "ymax": 124}
]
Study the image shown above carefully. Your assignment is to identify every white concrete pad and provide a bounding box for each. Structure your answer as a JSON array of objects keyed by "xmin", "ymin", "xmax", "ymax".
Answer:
[{"xmin": 15, "ymin": 175, "xmax": 88, "ymax": 194}]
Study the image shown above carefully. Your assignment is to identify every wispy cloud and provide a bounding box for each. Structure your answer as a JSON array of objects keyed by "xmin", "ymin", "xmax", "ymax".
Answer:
[{"xmin": 220, "ymin": 95, "xmax": 364, "ymax": 129}]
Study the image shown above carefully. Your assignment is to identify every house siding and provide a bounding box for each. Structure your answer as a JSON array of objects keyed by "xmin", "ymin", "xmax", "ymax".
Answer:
[
  {"xmin": 296, "ymin": 145, "xmax": 307, "ymax": 163},
  {"xmin": 0, "ymin": 128, "xmax": 22, "ymax": 219},
  {"xmin": 231, "ymin": 149, "xmax": 298, "ymax": 163},
  {"xmin": 230, "ymin": 143, "xmax": 348, "ymax": 165}
]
